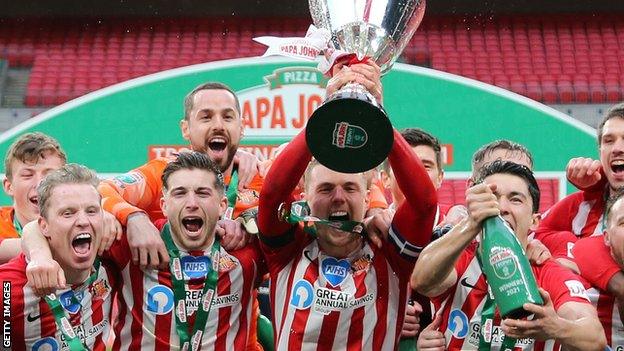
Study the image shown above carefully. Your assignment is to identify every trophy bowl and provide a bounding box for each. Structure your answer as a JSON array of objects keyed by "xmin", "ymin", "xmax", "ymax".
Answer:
[{"xmin": 306, "ymin": 0, "xmax": 426, "ymax": 173}]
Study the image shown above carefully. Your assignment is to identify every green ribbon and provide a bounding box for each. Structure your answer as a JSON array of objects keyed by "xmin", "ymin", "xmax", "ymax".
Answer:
[
  {"xmin": 224, "ymin": 169, "xmax": 239, "ymax": 219},
  {"xmin": 476, "ymin": 251, "xmax": 517, "ymax": 351},
  {"xmin": 162, "ymin": 223, "xmax": 220, "ymax": 351},
  {"xmin": 12, "ymin": 213, "xmax": 22, "ymax": 237},
  {"xmin": 44, "ymin": 259, "xmax": 101, "ymax": 351},
  {"xmin": 280, "ymin": 200, "xmax": 366, "ymax": 237}
]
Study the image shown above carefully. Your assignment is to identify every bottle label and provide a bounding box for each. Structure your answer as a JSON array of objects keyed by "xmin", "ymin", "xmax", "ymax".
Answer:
[{"xmin": 488, "ymin": 247, "xmax": 518, "ymax": 280}]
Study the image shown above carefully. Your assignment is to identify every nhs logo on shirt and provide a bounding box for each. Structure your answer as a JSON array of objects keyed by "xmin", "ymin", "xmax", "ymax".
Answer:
[
  {"xmin": 320, "ymin": 257, "xmax": 350, "ymax": 287},
  {"xmin": 181, "ymin": 255, "xmax": 210, "ymax": 279},
  {"xmin": 146, "ymin": 285, "xmax": 174, "ymax": 314},
  {"xmin": 289, "ymin": 280, "xmax": 314, "ymax": 309},
  {"xmin": 60, "ymin": 290, "xmax": 84, "ymax": 314}
]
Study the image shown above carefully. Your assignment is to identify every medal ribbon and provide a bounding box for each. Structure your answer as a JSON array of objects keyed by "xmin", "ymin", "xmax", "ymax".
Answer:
[
  {"xmin": 280, "ymin": 200, "xmax": 366, "ymax": 237},
  {"xmin": 44, "ymin": 259, "xmax": 101, "ymax": 351},
  {"xmin": 162, "ymin": 223, "xmax": 220, "ymax": 351},
  {"xmin": 13, "ymin": 213, "xmax": 23, "ymax": 236},
  {"xmin": 224, "ymin": 169, "xmax": 239, "ymax": 219},
  {"xmin": 476, "ymin": 251, "xmax": 517, "ymax": 351}
]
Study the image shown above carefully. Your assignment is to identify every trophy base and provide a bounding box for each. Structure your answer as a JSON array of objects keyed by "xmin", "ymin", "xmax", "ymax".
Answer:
[{"xmin": 306, "ymin": 96, "xmax": 393, "ymax": 173}]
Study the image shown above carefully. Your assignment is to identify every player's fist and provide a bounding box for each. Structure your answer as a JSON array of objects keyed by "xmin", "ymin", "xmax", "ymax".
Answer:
[{"xmin": 566, "ymin": 157, "xmax": 602, "ymax": 190}]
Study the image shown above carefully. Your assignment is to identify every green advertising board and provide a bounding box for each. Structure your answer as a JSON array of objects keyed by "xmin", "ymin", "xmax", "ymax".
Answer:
[{"xmin": 0, "ymin": 57, "xmax": 596, "ymax": 205}]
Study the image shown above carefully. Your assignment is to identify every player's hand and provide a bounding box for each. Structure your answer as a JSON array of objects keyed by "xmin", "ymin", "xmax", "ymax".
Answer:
[
  {"xmin": 526, "ymin": 238, "xmax": 552, "ymax": 266},
  {"xmin": 501, "ymin": 288, "xmax": 561, "ymax": 340},
  {"xmin": 439, "ymin": 205, "xmax": 468, "ymax": 227},
  {"xmin": 465, "ymin": 183, "xmax": 500, "ymax": 231},
  {"xmin": 363, "ymin": 208, "xmax": 394, "ymax": 248},
  {"xmin": 216, "ymin": 218, "xmax": 249, "ymax": 251},
  {"xmin": 234, "ymin": 149, "xmax": 260, "ymax": 190},
  {"xmin": 401, "ymin": 301, "xmax": 423, "ymax": 338},
  {"xmin": 98, "ymin": 210, "xmax": 123, "ymax": 255},
  {"xmin": 26, "ymin": 254, "xmax": 66, "ymax": 297},
  {"xmin": 417, "ymin": 313, "xmax": 446, "ymax": 350},
  {"xmin": 126, "ymin": 212, "xmax": 169, "ymax": 270},
  {"xmin": 566, "ymin": 157, "xmax": 602, "ymax": 190},
  {"xmin": 327, "ymin": 61, "xmax": 383, "ymax": 104}
]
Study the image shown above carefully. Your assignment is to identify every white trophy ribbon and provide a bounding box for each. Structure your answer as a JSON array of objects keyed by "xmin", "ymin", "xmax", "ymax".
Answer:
[{"xmin": 253, "ymin": 24, "xmax": 350, "ymax": 74}]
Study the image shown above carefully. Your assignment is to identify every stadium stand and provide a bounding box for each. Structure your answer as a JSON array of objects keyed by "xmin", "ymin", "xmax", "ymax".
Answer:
[{"xmin": 0, "ymin": 14, "xmax": 622, "ymax": 107}]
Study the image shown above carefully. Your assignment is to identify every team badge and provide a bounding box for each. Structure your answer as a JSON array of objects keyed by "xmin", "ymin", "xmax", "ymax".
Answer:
[
  {"xmin": 60, "ymin": 290, "xmax": 84, "ymax": 314},
  {"xmin": 218, "ymin": 254, "xmax": 238, "ymax": 272},
  {"xmin": 112, "ymin": 171, "xmax": 144, "ymax": 188},
  {"xmin": 237, "ymin": 189, "xmax": 259, "ymax": 205},
  {"xmin": 180, "ymin": 255, "xmax": 210, "ymax": 279},
  {"xmin": 321, "ymin": 257, "xmax": 350, "ymax": 287},
  {"xmin": 91, "ymin": 279, "xmax": 110, "ymax": 300},
  {"xmin": 351, "ymin": 254, "xmax": 372, "ymax": 275}
]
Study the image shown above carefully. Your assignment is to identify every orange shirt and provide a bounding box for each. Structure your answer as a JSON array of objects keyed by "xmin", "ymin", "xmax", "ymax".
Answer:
[
  {"xmin": 0, "ymin": 206, "xmax": 20, "ymax": 240},
  {"xmin": 99, "ymin": 157, "xmax": 263, "ymax": 225}
]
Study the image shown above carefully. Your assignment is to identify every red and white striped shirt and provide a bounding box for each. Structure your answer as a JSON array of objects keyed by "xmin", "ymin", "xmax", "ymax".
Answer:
[
  {"xmin": 572, "ymin": 235, "xmax": 624, "ymax": 348},
  {"xmin": 433, "ymin": 243, "xmax": 592, "ymax": 351},
  {"xmin": 105, "ymin": 228, "xmax": 265, "ymax": 351},
  {"xmin": 537, "ymin": 190, "xmax": 605, "ymax": 241},
  {"xmin": 261, "ymin": 231, "xmax": 414, "ymax": 350},
  {"xmin": 0, "ymin": 254, "xmax": 116, "ymax": 351}
]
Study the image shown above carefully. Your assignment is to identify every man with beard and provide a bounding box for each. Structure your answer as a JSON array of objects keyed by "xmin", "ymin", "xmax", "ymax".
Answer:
[
  {"xmin": 24, "ymin": 152, "xmax": 267, "ymax": 350},
  {"xmin": 0, "ymin": 164, "xmax": 117, "ymax": 350},
  {"xmin": 98, "ymin": 82, "xmax": 261, "ymax": 268}
]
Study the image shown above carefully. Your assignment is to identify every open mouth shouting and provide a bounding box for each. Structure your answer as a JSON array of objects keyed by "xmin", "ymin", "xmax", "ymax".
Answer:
[
  {"xmin": 207, "ymin": 136, "xmax": 229, "ymax": 160},
  {"xmin": 611, "ymin": 159, "xmax": 624, "ymax": 178},
  {"xmin": 182, "ymin": 216, "xmax": 205, "ymax": 238},
  {"xmin": 327, "ymin": 210, "xmax": 350, "ymax": 222},
  {"xmin": 71, "ymin": 232, "xmax": 93, "ymax": 258}
]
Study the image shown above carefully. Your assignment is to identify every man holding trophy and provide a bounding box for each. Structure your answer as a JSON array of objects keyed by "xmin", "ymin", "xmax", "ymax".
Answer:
[{"xmin": 255, "ymin": 1, "xmax": 433, "ymax": 349}]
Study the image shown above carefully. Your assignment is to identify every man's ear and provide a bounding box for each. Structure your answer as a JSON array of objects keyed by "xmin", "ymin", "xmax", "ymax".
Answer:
[
  {"xmin": 180, "ymin": 119, "xmax": 190, "ymax": 141},
  {"xmin": 605, "ymin": 230, "xmax": 612, "ymax": 247},
  {"xmin": 529, "ymin": 213, "xmax": 541, "ymax": 232},
  {"xmin": 38, "ymin": 216, "xmax": 51, "ymax": 239},
  {"xmin": 160, "ymin": 195, "xmax": 168, "ymax": 218},
  {"xmin": 219, "ymin": 195, "xmax": 228, "ymax": 217},
  {"xmin": 3, "ymin": 177, "xmax": 13, "ymax": 197}
]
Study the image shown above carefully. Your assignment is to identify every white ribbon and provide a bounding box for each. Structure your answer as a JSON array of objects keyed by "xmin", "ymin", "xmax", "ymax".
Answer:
[{"xmin": 254, "ymin": 24, "xmax": 353, "ymax": 75}]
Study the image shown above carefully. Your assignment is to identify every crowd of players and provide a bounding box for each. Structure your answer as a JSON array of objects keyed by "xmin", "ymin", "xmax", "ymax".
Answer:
[{"xmin": 0, "ymin": 60, "xmax": 621, "ymax": 350}]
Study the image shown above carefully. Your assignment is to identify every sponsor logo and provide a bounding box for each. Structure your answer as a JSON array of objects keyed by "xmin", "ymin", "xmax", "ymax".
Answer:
[
  {"xmin": 448, "ymin": 309, "xmax": 469, "ymax": 339},
  {"xmin": 180, "ymin": 255, "xmax": 210, "ymax": 279},
  {"xmin": 146, "ymin": 285, "xmax": 174, "ymax": 314},
  {"xmin": 31, "ymin": 337, "xmax": 59, "ymax": 351},
  {"xmin": 332, "ymin": 122, "xmax": 368, "ymax": 149},
  {"xmin": 488, "ymin": 247, "xmax": 518, "ymax": 279},
  {"xmin": 321, "ymin": 257, "xmax": 350, "ymax": 287},
  {"xmin": 289, "ymin": 280, "xmax": 314, "ymax": 309},
  {"xmin": 26, "ymin": 311, "xmax": 41, "ymax": 322},
  {"xmin": 60, "ymin": 290, "xmax": 84, "ymax": 314},
  {"xmin": 460, "ymin": 277, "xmax": 478, "ymax": 290},
  {"xmin": 312, "ymin": 287, "xmax": 374, "ymax": 315},
  {"xmin": 237, "ymin": 189, "xmax": 260, "ymax": 205},
  {"xmin": 565, "ymin": 280, "xmax": 589, "ymax": 300}
]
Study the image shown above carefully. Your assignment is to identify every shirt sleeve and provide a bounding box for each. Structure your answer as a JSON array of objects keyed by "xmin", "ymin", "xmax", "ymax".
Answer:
[
  {"xmin": 384, "ymin": 129, "xmax": 437, "ymax": 273},
  {"xmin": 537, "ymin": 260, "xmax": 592, "ymax": 311},
  {"xmin": 572, "ymin": 236, "xmax": 621, "ymax": 291},
  {"xmin": 99, "ymin": 158, "xmax": 169, "ymax": 225}
]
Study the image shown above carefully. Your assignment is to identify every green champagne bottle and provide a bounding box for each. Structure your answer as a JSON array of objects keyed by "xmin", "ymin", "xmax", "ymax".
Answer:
[{"xmin": 480, "ymin": 215, "xmax": 544, "ymax": 319}]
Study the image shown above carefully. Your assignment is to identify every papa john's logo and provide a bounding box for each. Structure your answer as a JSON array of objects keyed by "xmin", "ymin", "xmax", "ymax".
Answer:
[
  {"xmin": 146, "ymin": 285, "xmax": 174, "ymax": 315},
  {"xmin": 332, "ymin": 122, "xmax": 368, "ymax": 149}
]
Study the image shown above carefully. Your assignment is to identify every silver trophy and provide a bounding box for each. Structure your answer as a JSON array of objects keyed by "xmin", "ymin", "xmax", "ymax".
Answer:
[{"xmin": 306, "ymin": 0, "xmax": 426, "ymax": 173}]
